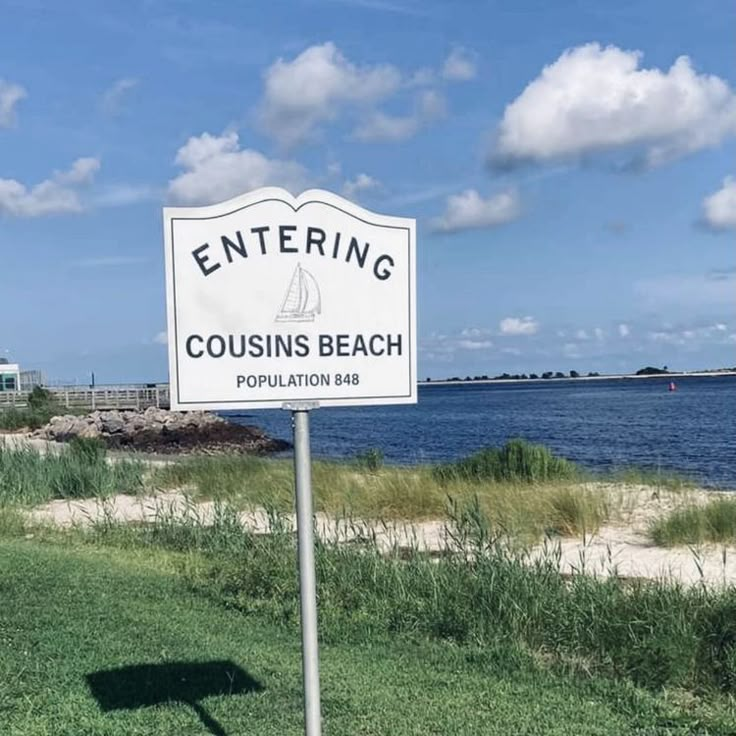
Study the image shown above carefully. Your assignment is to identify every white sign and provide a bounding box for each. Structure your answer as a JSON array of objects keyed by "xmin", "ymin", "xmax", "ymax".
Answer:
[{"xmin": 163, "ymin": 188, "xmax": 416, "ymax": 410}]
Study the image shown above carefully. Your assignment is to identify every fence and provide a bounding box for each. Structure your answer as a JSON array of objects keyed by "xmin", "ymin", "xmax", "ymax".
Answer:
[{"xmin": 0, "ymin": 385, "xmax": 170, "ymax": 411}]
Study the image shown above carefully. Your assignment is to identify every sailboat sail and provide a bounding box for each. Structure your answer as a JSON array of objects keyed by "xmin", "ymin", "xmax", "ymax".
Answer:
[{"xmin": 276, "ymin": 264, "xmax": 321, "ymax": 322}]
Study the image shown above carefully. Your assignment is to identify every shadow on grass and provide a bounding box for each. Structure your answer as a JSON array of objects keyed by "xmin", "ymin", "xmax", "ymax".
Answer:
[{"xmin": 86, "ymin": 659, "xmax": 263, "ymax": 736}]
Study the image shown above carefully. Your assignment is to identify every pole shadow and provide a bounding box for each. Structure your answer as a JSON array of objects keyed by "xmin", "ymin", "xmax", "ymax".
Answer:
[{"xmin": 86, "ymin": 659, "xmax": 263, "ymax": 736}]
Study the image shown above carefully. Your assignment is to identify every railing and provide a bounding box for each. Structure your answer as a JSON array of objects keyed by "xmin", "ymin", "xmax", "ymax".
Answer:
[{"xmin": 0, "ymin": 385, "xmax": 170, "ymax": 411}]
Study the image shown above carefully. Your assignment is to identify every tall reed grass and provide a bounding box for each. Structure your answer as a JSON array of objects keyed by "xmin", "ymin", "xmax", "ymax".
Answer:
[{"xmin": 0, "ymin": 438, "xmax": 143, "ymax": 506}]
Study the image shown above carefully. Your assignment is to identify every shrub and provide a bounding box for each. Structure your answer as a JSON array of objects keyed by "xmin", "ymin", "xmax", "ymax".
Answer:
[{"xmin": 433, "ymin": 439, "xmax": 578, "ymax": 484}]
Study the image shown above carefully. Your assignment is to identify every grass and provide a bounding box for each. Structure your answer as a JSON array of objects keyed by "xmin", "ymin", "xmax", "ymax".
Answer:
[
  {"xmin": 433, "ymin": 438, "xmax": 579, "ymax": 484},
  {"xmin": 2, "ymin": 438, "xmax": 736, "ymax": 732},
  {"xmin": 0, "ymin": 386, "xmax": 65, "ymax": 430},
  {"xmin": 150, "ymin": 449, "xmax": 608, "ymax": 540},
  {"xmin": 0, "ymin": 438, "xmax": 143, "ymax": 507},
  {"xmin": 0, "ymin": 405, "xmax": 59, "ymax": 430},
  {"xmin": 651, "ymin": 498, "xmax": 736, "ymax": 546},
  {"xmin": 2, "ymin": 538, "xmax": 735, "ymax": 735}
]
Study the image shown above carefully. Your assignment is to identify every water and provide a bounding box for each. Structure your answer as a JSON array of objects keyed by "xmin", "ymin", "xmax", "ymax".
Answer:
[{"xmin": 224, "ymin": 375, "xmax": 736, "ymax": 488}]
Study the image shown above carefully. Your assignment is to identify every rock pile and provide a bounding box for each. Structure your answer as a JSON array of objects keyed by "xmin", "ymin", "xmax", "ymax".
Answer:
[{"xmin": 34, "ymin": 407, "xmax": 290, "ymax": 455}]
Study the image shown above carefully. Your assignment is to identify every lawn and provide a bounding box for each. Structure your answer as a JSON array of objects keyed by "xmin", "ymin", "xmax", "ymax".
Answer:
[{"xmin": 1, "ymin": 539, "xmax": 734, "ymax": 735}]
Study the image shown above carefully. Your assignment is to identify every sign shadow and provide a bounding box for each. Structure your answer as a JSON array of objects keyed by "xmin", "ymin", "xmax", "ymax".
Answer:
[{"xmin": 86, "ymin": 659, "xmax": 263, "ymax": 736}]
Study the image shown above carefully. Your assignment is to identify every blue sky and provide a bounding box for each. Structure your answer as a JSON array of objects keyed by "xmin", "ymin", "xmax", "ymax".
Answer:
[{"xmin": 1, "ymin": 0, "xmax": 734, "ymax": 383}]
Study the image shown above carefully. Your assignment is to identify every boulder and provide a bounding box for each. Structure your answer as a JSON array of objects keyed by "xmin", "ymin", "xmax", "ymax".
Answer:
[{"xmin": 33, "ymin": 408, "xmax": 289, "ymax": 455}]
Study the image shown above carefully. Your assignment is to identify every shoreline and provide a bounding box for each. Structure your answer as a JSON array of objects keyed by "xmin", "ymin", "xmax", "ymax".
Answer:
[{"xmin": 420, "ymin": 370, "xmax": 736, "ymax": 386}]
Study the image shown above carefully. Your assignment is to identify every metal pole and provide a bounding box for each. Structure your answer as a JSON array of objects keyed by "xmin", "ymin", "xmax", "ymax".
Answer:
[{"xmin": 292, "ymin": 408, "xmax": 322, "ymax": 736}]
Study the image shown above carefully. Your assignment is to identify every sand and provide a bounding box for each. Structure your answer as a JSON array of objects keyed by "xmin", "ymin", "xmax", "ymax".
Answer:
[{"xmin": 22, "ymin": 483, "xmax": 736, "ymax": 588}]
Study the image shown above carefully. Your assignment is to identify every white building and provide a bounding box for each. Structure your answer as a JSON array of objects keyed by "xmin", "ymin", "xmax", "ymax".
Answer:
[{"xmin": 0, "ymin": 362, "xmax": 20, "ymax": 392}]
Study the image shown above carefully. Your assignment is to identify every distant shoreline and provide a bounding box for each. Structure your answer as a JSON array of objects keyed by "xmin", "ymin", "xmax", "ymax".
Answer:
[{"xmin": 420, "ymin": 370, "xmax": 736, "ymax": 387}]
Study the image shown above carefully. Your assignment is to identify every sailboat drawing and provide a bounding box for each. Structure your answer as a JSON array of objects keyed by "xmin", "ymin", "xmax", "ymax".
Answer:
[{"xmin": 275, "ymin": 263, "xmax": 322, "ymax": 322}]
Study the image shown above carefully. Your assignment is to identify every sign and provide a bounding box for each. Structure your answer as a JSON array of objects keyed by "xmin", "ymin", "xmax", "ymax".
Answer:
[{"xmin": 163, "ymin": 188, "xmax": 416, "ymax": 410}]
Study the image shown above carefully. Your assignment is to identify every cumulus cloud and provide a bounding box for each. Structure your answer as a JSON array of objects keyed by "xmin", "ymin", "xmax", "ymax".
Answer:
[
  {"xmin": 593, "ymin": 327, "xmax": 604, "ymax": 341},
  {"xmin": 702, "ymin": 177, "xmax": 736, "ymax": 230},
  {"xmin": 431, "ymin": 188, "xmax": 520, "ymax": 232},
  {"xmin": 353, "ymin": 89, "xmax": 445, "ymax": 142},
  {"xmin": 618, "ymin": 323, "xmax": 630, "ymax": 337},
  {"xmin": 441, "ymin": 48, "xmax": 477, "ymax": 81},
  {"xmin": 648, "ymin": 323, "xmax": 732, "ymax": 347},
  {"xmin": 153, "ymin": 331, "xmax": 168, "ymax": 345},
  {"xmin": 0, "ymin": 78, "xmax": 26, "ymax": 127},
  {"xmin": 499, "ymin": 316, "xmax": 539, "ymax": 336},
  {"xmin": 258, "ymin": 42, "xmax": 401, "ymax": 146},
  {"xmin": 0, "ymin": 157, "xmax": 100, "ymax": 217},
  {"xmin": 492, "ymin": 43, "xmax": 736, "ymax": 168},
  {"xmin": 421, "ymin": 327, "xmax": 494, "ymax": 361},
  {"xmin": 168, "ymin": 131, "xmax": 308, "ymax": 204},
  {"xmin": 342, "ymin": 173, "xmax": 380, "ymax": 199},
  {"xmin": 100, "ymin": 77, "xmax": 138, "ymax": 116}
]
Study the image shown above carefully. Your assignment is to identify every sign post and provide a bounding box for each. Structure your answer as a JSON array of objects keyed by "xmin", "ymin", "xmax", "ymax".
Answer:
[
  {"xmin": 290, "ymin": 406, "xmax": 321, "ymax": 735},
  {"xmin": 163, "ymin": 188, "xmax": 416, "ymax": 735}
]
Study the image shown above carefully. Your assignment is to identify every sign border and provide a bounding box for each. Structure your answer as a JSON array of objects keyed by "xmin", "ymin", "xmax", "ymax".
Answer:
[{"xmin": 163, "ymin": 187, "xmax": 417, "ymax": 410}]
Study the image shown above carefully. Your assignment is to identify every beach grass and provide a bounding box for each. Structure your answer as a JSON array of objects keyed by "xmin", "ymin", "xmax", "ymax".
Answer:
[
  {"xmin": 0, "ymin": 438, "xmax": 143, "ymax": 507},
  {"xmin": 650, "ymin": 497, "xmax": 736, "ymax": 546},
  {"xmin": 433, "ymin": 438, "xmax": 579, "ymax": 484},
  {"xmin": 149, "ymin": 452, "xmax": 610, "ymax": 540},
  {"xmin": 4, "ymin": 538, "xmax": 734, "ymax": 735}
]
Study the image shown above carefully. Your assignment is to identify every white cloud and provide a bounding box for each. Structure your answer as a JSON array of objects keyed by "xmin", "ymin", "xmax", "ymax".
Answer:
[
  {"xmin": 421, "ymin": 327, "xmax": 494, "ymax": 361},
  {"xmin": 593, "ymin": 327, "xmax": 605, "ymax": 341},
  {"xmin": 168, "ymin": 131, "xmax": 308, "ymax": 204},
  {"xmin": 618, "ymin": 323, "xmax": 630, "ymax": 337},
  {"xmin": 259, "ymin": 42, "xmax": 401, "ymax": 146},
  {"xmin": 575, "ymin": 329, "xmax": 589, "ymax": 340},
  {"xmin": 0, "ymin": 78, "xmax": 26, "ymax": 127},
  {"xmin": 431, "ymin": 188, "xmax": 520, "ymax": 233},
  {"xmin": 100, "ymin": 78, "xmax": 138, "ymax": 116},
  {"xmin": 493, "ymin": 43, "xmax": 736, "ymax": 167},
  {"xmin": 703, "ymin": 177, "xmax": 736, "ymax": 230},
  {"xmin": 353, "ymin": 89, "xmax": 445, "ymax": 142},
  {"xmin": 499, "ymin": 316, "xmax": 539, "ymax": 336},
  {"xmin": 458, "ymin": 339, "xmax": 493, "ymax": 350},
  {"xmin": 648, "ymin": 323, "xmax": 732, "ymax": 347},
  {"xmin": 153, "ymin": 331, "xmax": 168, "ymax": 345},
  {"xmin": 342, "ymin": 173, "xmax": 380, "ymax": 199},
  {"xmin": 0, "ymin": 157, "xmax": 100, "ymax": 217},
  {"xmin": 442, "ymin": 48, "xmax": 477, "ymax": 81}
]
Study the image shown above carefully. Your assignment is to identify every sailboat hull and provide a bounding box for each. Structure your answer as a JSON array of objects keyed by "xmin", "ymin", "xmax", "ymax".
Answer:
[{"xmin": 275, "ymin": 313, "xmax": 316, "ymax": 322}]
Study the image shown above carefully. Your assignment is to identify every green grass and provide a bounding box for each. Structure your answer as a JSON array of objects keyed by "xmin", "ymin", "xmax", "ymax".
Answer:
[
  {"xmin": 0, "ymin": 386, "xmax": 65, "ymax": 430},
  {"xmin": 2, "ymin": 538, "xmax": 735, "ymax": 735},
  {"xmin": 0, "ymin": 405, "xmax": 58, "ymax": 430},
  {"xmin": 0, "ymin": 439, "xmax": 143, "ymax": 507},
  {"xmin": 651, "ymin": 498, "xmax": 736, "ymax": 546},
  {"xmin": 433, "ymin": 439, "xmax": 579, "ymax": 484},
  {"xmin": 150, "ymin": 453, "xmax": 608, "ymax": 540}
]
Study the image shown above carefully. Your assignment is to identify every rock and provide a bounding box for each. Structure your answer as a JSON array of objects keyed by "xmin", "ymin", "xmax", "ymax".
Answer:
[{"xmin": 33, "ymin": 408, "xmax": 290, "ymax": 455}]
